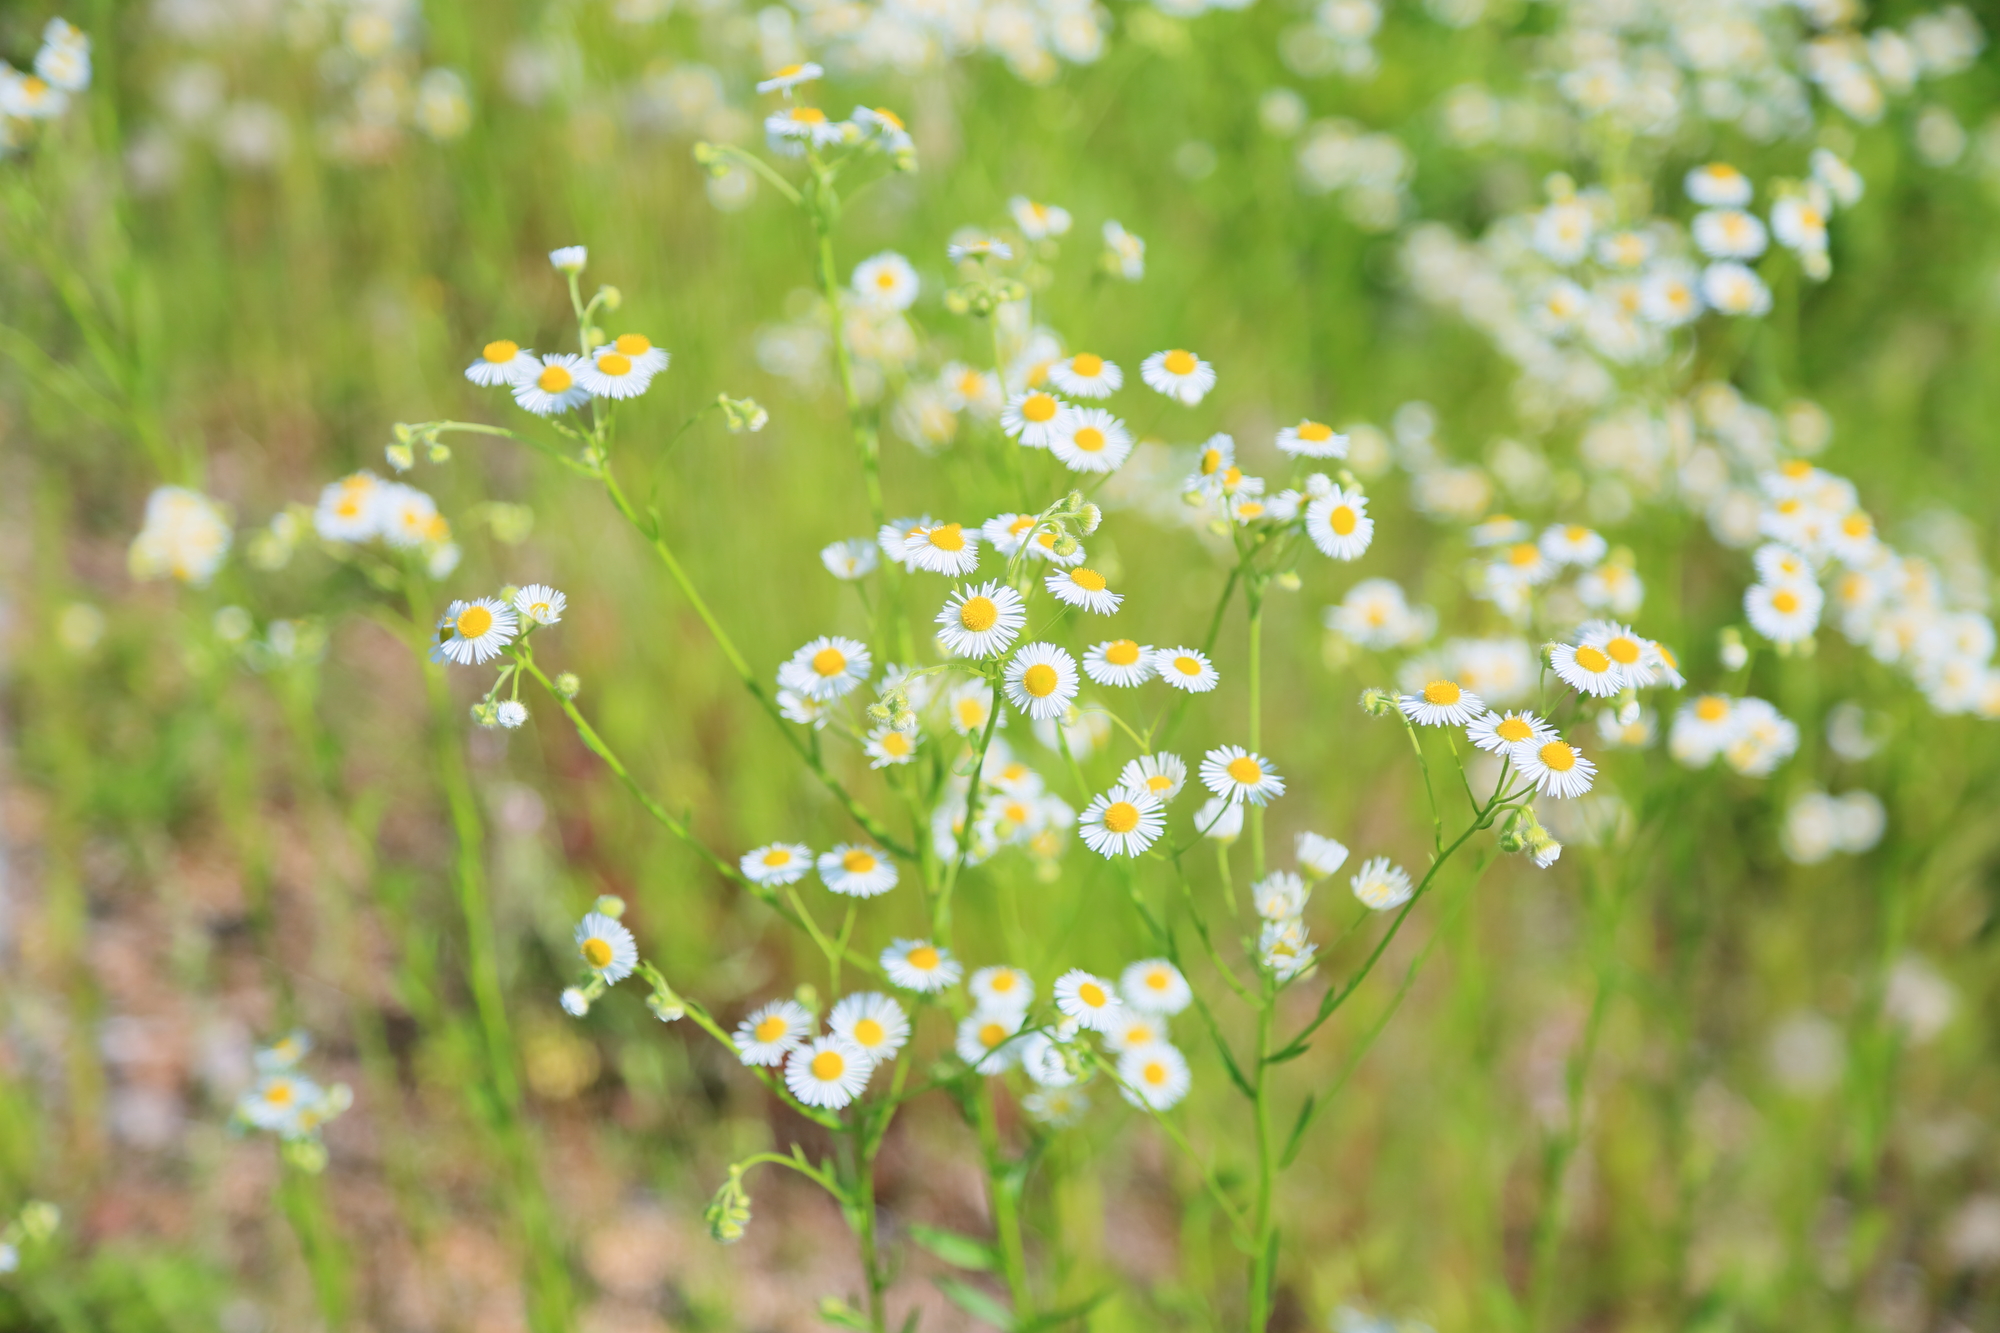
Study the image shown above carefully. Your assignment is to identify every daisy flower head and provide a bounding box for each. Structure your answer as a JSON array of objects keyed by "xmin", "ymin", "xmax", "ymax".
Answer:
[
  {"xmin": 778, "ymin": 688, "xmax": 831, "ymax": 730},
  {"xmin": 821, "ymin": 538, "xmax": 879, "ymax": 581},
  {"xmin": 1001, "ymin": 389, "xmax": 1070, "ymax": 449},
  {"xmin": 1054, "ymin": 969, "xmax": 1124, "ymax": 1032},
  {"xmin": 882, "ymin": 938, "xmax": 962, "ymax": 993},
  {"xmin": 852, "ymin": 251, "xmax": 919, "ymax": 311},
  {"xmin": 1253, "ymin": 870, "xmax": 1309, "ymax": 921},
  {"xmin": 1549, "ymin": 641, "xmax": 1623, "ymax": 697},
  {"xmin": 1079, "ymin": 784, "xmax": 1165, "ymax": 857},
  {"xmin": 1512, "ymin": 736, "xmax": 1597, "ymax": 798},
  {"xmin": 1003, "ymin": 642, "xmax": 1080, "ymax": 721},
  {"xmin": 1261, "ymin": 918, "xmax": 1317, "ymax": 980},
  {"xmin": 1296, "ymin": 831, "xmax": 1350, "ymax": 879},
  {"xmin": 1810, "ymin": 147, "xmax": 1864, "ymax": 208},
  {"xmin": 766, "ymin": 104, "xmax": 848, "ymax": 154},
  {"xmin": 465, "ymin": 340, "xmax": 535, "ymax": 387},
  {"xmin": 1692, "ymin": 208, "xmax": 1769, "ymax": 261},
  {"xmin": 1200, "ymin": 745, "xmax": 1286, "ymax": 806},
  {"xmin": 1120, "ymin": 959, "xmax": 1191, "ymax": 1014},
  {"xmin": 1141, "ymin": 348, "xmax": 1216, "ymax": 406},
  {"xmin": 1086, "ymin": 638, "xmax": 1155, "ymax": 687},
  {"xmin": 1102, "ymin": 219, "xmax": 1146, "ymax": 279},
  {"xmin": 512, "ymin": 584, "xmax": 566, "ymax": 626},
  {"xmin": 1670, "ymin": 694, "xmax": 1739, "ymax": 766},
  {"xmin": 1049, "ymin": 352, "xmax": 1121, "ymax": 399},
  {"xmin": 1118, "ymin": 1042, "xmax": 1191, "ymax": 1110},
  {"xmin": 970, "ymin": 965, "xmax": 1036, "ymax": 1013},
  {"xmin": 1491, "ymin": 541, "xmax": 1556, "ymax": 586},
  {"xmin": 942, "ymin": 364, "xmax": 1003, "ymax": 417},
  {"xmin": 829, "ymin": 992, "xmax": 910, "ymax": 1063},
  {"xmin": 512, "ymin": 353, "xmax": 591, "ymax": 416},
  {"xmin": 852, "ymin": 105, "xmax": 912, "ymax": 154},
  {"xmin": 376, "ymin": 483, "xmax": 445, "ymax": 550},
  {"xmin": 778, "ymin": 635, "xmax": 873, "ymax": 701},
  {"xmin": 574, "ymin": 911, "xmax": 638, "ymax": 984},
  {"xmin": 817, "ymin": 844, "xmax": 898, "ymax": 898},
  {"xmin": 1746, "ymin": 580, "xmax": 1824, "ymax": 644},
  {"xmin": 1194, "ymin": 794, "xmax": 1244, "ymax": 843},
  {"xmin": 433, "ymin": 598, "xmax": 518, "ymax": 666},
  {"xmin": 902, "ymin": 521, "xmax": 981, "ymax": 576},
  {"xmin": 947, "ymin": 236, "xmax": 1014, "ymax": 264},
  {"xmin": 936, "ymin": 581, "xmax": 1026, "ymax": 658},
  {"xmin": 785, "ymin": 1035, "xmax": 871, "ymax": 1108},
  {"xmin": 1277, "ymin": 419, "xmax": 1348, "ymax": 458},
  {"xmin": 1025, "ymin": 1085, "xmax": 1091, "ymax": 1125},
  {"xmin": 741, "ymin": 842, "xmax": 813, "ymax": 886},
  {"xmin": 1155, "ymin": 646, "xmax": 1219, "ymax": 693},
  {"xmin": 578, "ymin": 342, "xmax": 658, "ymax": 399},
  {"xmin": 606, "ymin": 333, "xmax": 668, "ymax": 377},
  {"xmin": 1350, "ymin": 857, "xmax": 1414, "ymax": 911},
  {"xmin": 1772, "ymin": 197, "xmax": 1828, "ymax": 254},
  {"xmin": 1639, "ymin": 265, "xmax": 1704, "ymax": 326},
  {"xmin": 1398, "ymin": 679, "xmax": 1485, "ymax": 727},
  {"xmin": 239, "ymin": 1072, "xmax": 323, "ymax": 1134},
  {"xmin": 756, "ymin": 60, "xmax": 822, "ymax": 94},
  {"xmin": 1105, "ymin": 1010, "xmax": 1169, "ymax": 1054},
  {"xmin": 956, "ymin": 1010, "xmax": 1026, "ymax": 1074},
  {"xmin": 1187, "ymin": 434, "xmax": 1235, "ymax": 490},
  {"xmin": 1685, "ymin": 162, "xmax": 1752, "ymax": 207},
  {"xmin": 1579, "ymin": 620, "xmax": 1658, "ymax": 688},
  {"xmin": 1306, "ymin": 486, "xmax": 1374, "ymax": 561},
  {"xmin": 1051, "ymin": 407, "xmax": 1133, "ymax": 473},
  {"xmin": 878, "ymin": 516, "xmax": 930, "ymax": 570},
  {"xmin": 315, "ymin": 471, "xmax": 383, "ymax": 543},
  {"xmin": 548, "ymin": 245, "xmax": 587, "ymax": 274},
  {"xmin": 946, "ymin": 680, "xmax": 1001, "ymax": 736},
  {"xmin": 1009, "ymin": 195, "xmax": 1073, "ymax": 240},
  {"xmin": 734, "ymin": 1000, "xmax": 812, "ymax": 1066},
  {"xmin": 863, "ymin": 723, "xmax": 920, "ymax": 768},
  {"xmin": 1540, "ymin": 524, "xmax": 1607, "ymax": 567},
  {"xmin": 1466, "ymin": 709, "xmax": 1553, "ymax": 754},
  {"xmin": 1045, "ymin": 566, "xmax": 1123, "ymax": 615},
  {"xmin": 1701, "ymin": 262, "xmax": 1773, "ymax": 317},
  {"xmin": 1024, "ymin": 525, "xmax": 1086, "ymax": 567},
  {"xmin": 1118, "ymin": 751, "xmax": 1186, "ymax": 800}
]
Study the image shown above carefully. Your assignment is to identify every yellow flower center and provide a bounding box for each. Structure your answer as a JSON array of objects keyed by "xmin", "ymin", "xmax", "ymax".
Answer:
[
  {"xmin": 991, "ymin": 971, "xmax": 1017, "ymax": 992},
  {"xmin": 772, "ymin": 62, "xmax": 804, "ymax": 77},
  {"xmin": 1329, "ymin": 505, "xmax": 1357, "ymax": 536},
  {"xmin": 979, "ymin": 1022, "xmax": 1009, "ymax": 1049},
  {"xmin": 1298, "ymin": 421, "xmax": 1333, "ymax": 441},
  {"xmin": 23, "ymin": 77, "xmax": 48, "ymax": 97},
  {"xmin": 842, "ymin": 849, "xmax": 877, "ymax": 873},
  {"xmin": 918, "ymin": 523, "xmax": 963, "ymax": 553},
  {"xmin": 1777, "ymin": 498, "xmax": 1802, "ymax": 515},
  {"xmin": 1105, "ymin": 640, "xmax": 1141, "ymax": 666},
  {"xmin": 791, "ymin": 107, "xmax": 827, "ymax": 124},
  {"xmin": 1069, "ymin": 568, "xmax": 1107, "ymax": 592},
  {"xmin": 1023, "ymin": 663, "xmax": 1060, "ymax": 697},
  {"xmin": 1200, "ymin": 448, "xmax": 1223, "ymax": 476},
  {"xmin": 1078, "ymin": 982, "xmax": 1107, "ymax": 1008},
  {"xmin": 957, "ymin": 699, "xmax": 985, "ymax": 727},
  {"xmin": 1146, "ymin": 969, "xmax": 1171, "ymax": 990},
  {"xmin": 1163, "ymin": 349, "xmax": 1197, "ymax": 376},
  {"xmin": 265, "ymin": 1080, "xmax": 294, "ymax": 1105},
  {"xmin": 1143, "ymin": 1061, "xmax": 1168, "ymax": 1086},
  {"xmin": 952, "ymin": 595, "xmax": 999, "ymax": 634},
  {"xmin": 615, "ymin": 334, "xmax": 652, "ymax": 356},
  {"xmin": 854, "ymin": 1018, "xmax": 885, "ymax": 1046},
  {"xmin": 1174, "ymin": 655, "xmax": 1202, "ymax": 676},
  {"xmin": 1843, "ymin": 513, "xmax": 1871, "ymax": 537},
  {"xmin": 482, "ymin": 340, "xmax": 518, "ymax": 363},
  {"xmin": 1782, "ymin": 460, "xmax": 1812, "ymax": 479},
  {"xmin": 1508, "ymin": 543, "xmax": 1539, "ymax": 567},
  {"xmin": 908, "ymin": 946, "xmax": 940, "ymax": 970},
  {"xmin": 811, "ymin": 1050, "xmax": 846, "ymax": 1080},
  {"xmin": 1771, "ymin": 589, "xmax": 1801, "ymax": 614},
  {"xmin": 1073, "ymin": 427, "xmax": 1106, "ymax": 452},
  {"xmin": 1226, "ymin": 756, "xmax": 1263, "ymax": 784},
  {"xmin": 1423, "ymin": 680, "xmax": 1462, "ymax": 706},
  {"xmin": 1574, "ymin": 646, "xmax": 1611, "ymax": 674},
  {"xmin": 455, "ymin": 606, "xmax": 494, "ymax": 638},
  {"xmin": 812, "ymin": 647, "xmax": 847, "ymax": 676},
  {"xmin": 1496, "ymin": 717, "xmax": 1534, "ymax": 742},
  {"xmin": 1145, "ymin": 774, "xmax": 1173, "ymax": 792},
  {"xmin": 761, "ymin": 849, "xmax": 792, "ymax": 866},
  {"xmin": 754, "ymin": 1016, "xmax": 788, "ymax": 1042},
  {"xmin": 1695, "ymin": 696, "xmax": 1729, "ymax": 722},
  {"xmin": 1071, "ymin": 353, "xmax": 1103, "ymax": 376},
  {"xmin": 1022, "ymin": 393, "xmax": 1058, "ymax": 424},
  {"xmin": 872, "ymin": 107, "xmax": 903, "ymax": 129},
  {"xmin": 1102, "ymin": 802, "xmax": 1140, "ymax": 834},
  {"xmin": 1606, "ymin": 637, "xmax": 1641, "ymax": 664},
  {"xmin": 582, "ymin": 937, "xmax": 613, "ymax": 967},
  {"xmin": 596, "ymin": 352, "xmax": 632, "ymax": 376},
  {"xmin": 1540, "ymin": 741, "xmax": 1577, "ymax": 772},
  {"xmin": 538, "ymin": 365, "xmax": 573, "ymax": 392},
  {"xmin": 880, "ymin": 731, "xmax": 912, "ymax": 756},
  {"xmin": 876, "ymin": 270, "xmax": 899, "ymax": 289}
]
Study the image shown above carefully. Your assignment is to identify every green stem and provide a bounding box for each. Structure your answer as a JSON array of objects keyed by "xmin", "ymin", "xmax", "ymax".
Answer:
[
  {"xmin": 1248, "ymin": 979, "xmax": 1277, "ymax": 1332},
  {"xmin": 973, "ymin": 1080, "xmax": 1034, "ymax": 1318},
  {"xmin": 813, "ymin": 216, "xmax": 886, "ymax": 531}
]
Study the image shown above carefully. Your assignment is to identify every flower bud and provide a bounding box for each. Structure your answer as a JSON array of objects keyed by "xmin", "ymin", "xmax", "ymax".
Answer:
[
  {"xmin": 1078, "ymin": 503, "xmax": 1102, "ymax": 534},
  {"xmin": 1360, "ymin": 688, "xmax": 1397, "ymax": 717},
  {"xmin": 1274, "ymin": 570, "xmax": 1302, "ymax": 592},
  {"xmin": 598, "ymin": 285, "xmax": 622, "ymax": 311},
  {"xmin": 1719, "ymin": 627, "xmax": 1748, "ymax": 671},
  {"xmin": 385, "ymin": 442, "xmax": 415, "ymax": 473},
  {"xmin": 555, "ymin": 672, "xmax": 582, "ymax": 699},
  {"xmin": 594, "ymin": 894, "xmax": 627, "ymax": 919},
  {"xmin": 426, "ymin": 440, "xmax": 452, "ymax": 464}
]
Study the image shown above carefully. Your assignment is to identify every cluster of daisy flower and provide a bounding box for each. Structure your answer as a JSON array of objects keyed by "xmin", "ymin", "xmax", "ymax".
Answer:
[
  {"xmin": 427, "ymin": 581, "xmax": 568, "ymax": 727},
  {"xmin": 127, "ymin": 486, "xmax": 234, "ymax": 588},
  {"xmin": 1780, "ymin": 788, "xmax": 1886, "ymax": 865},
  {"xmin": 232, "ymin": 1032, "xmax": 354, "ymax": 1172},
  {"xmin": 1667, "ymin": 692, "xmax": 1800, "ymax": 776},
  {"xmin": 459, "ymin": 250, "xmax": 672, "ymax": 415},
  {"xmin": 1, "ymin": 18, "xmax": 88, "ymax": 151},
  {"xmin": 1253, "ymin": 834, "xmax": 1370, "ymax": 978},
  {"xmin": 309, "ymin": 470, "xmax": 461, "ymax": 576}
]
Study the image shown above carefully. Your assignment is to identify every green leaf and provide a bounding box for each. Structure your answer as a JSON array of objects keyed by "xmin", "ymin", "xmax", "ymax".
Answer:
[
  {"xmin": 1014, "ymin": 1290, "xmax": 1113, "ymax": 1332},
  {"xmin": 934, "ymin": 1276, "xmax": 1015, "ymax": 1329},
  {"xmin": 817, "ymin": 1296, "xmax": 874, "ymax": 1330},
  {"xmin": 908, "ymin": 1223, "xmax": 999, "ymax": 1272}
]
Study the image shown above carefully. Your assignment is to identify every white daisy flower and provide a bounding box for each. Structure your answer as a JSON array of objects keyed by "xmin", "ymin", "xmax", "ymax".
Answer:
[
  {"xmin": 1685, "ymin": 162, "xmax": 1752, "ymax": 207},
  {"xmin": 947, "ymin": 236, "xmax": 1014, "ymax": 263},
  {"xmin": 1003, "ymin": 642, "xmax": 1080, "ymax": 721},
  {"xmin": 604, "ymin": 333, "xmax": 668, "ymax": 377},
  {"xmin": 970, "ymin": 966, "xmax": 1035, "ymax": 1013},
  {"xmin": 1305, "ymin": 486, "xmax": 1374, "ymax": 560},
  {"xmin": 1186, "ymin": 434, "xmax": 1235, "ymax": 492},
  {"xmin": 1193, "ymin": 795, "xmax": 1244, "ymax": 843},
  {"xmin": 512, "ymin": 584, "xmax": 566, "ymax": 626},
  {"xmin": 936, "ymin": 581, "xmax": 1027, "ymax": 659},
  {"xmin": 1104, "ymin": 1010, "xmax": 1169, "ymax": 1053},
  {"xmin": 1746, "ymin": 580, "xmax": 1824, "ymax": 644},
  {"xmin": 942, "ymin": 364, "xmax": 1003, "ymax": 417},
  {"xmin": 1200, "ymin": 745, "xmax": 1286, "ymax": 806},
  {"xmin": 1295, "ymin": 832, "xmax": 1350, "ymax": 879},
  {"xmin": 766, "ymin": 104, "xmax": 849, "ymax": 154},
  {"xmin": 863, "ymin": 724, "xmax": 920, "ymax": 768},
  {"xmin": 1510, "ymin": 737, "xmax": 1597, "ymax": 798},
  {"xmin": 785, "ymin": 1035, "xmax": 871, "ymax": 1108},
  {"xmin": 1102, "ymin": 219, "xmax": 1146, "ymax": 279},
  {"xmin": 1350, "ymin": 857, "xmax": 1414, "ymax": 911},
  {"xmin": 756, "ymin": 61, "xmax": 823, "ymax": 94},
  {"xmin": 1692, "ymin": 208, "xmax": 1769, "ymax": 260},
  {"xmin": 375, "ymin": 483, "xmax": 443, "ymax": 550},
  {"xmin": 1276, "ymin": 419, "xmax": 1348, "ymax": 458},
  {"xmin": 1117, "ymin": 1043, "xmax": 1191, "ymax": 1110},
  {"xmin": 1639, "ymin": 265, "xmax": 1704, "ymax": 326},
  {"xmin": 1021, "ymin": 1029, "xmax": 1082, "ymax": 1088},
  {"xmin": 946, "ymin": 680, "xmax": 1001, "ymax": 736},
  {"xmin": 1261, "ymin": 917, "xmax": 1318, "ymax": 980},
  {"xmin": 1141, "ymin": 349, "xmax": 1216, "ymax": 405},
  {"xmin": 1548, "ymin": 642, "xmax": 1623, "ymax": 698},
  {"xmin": 1085, "ymin": 639, "xmax": 1155, "ymax": 687},
  {"xmin": 494, "ymin": 701, "xmax": 528, "ymax": 728},
  {"xmin": 981, "ymin": 512, "xmax": 1039, "ymax": 556},
  {"xmin": 778, "ymin": 636, "xmax": 872, "ymax": 701},
  {"xmin": 1022, "ymin": 526, "xmax": 1086, "ymax": 567},
  {"xmin": 548, "ymin": 245, "xmax": 588, "ymax": 273},
  {"xmin": 1025, "ymin": 1085, "xmax": 1091, "ymax": 1125},
  {"xmin": 1050, "ymin": 407, "xmax": 1133, "ymax": 473},
  {"xmin": 1120, "ymin": 959, "xmax": 1192, "ymax": 1014},
  {"xmin": 777, "ymin": 688, "xmax": 831, "ymax": 730},
  {"xmin": 817, "ymin": 844, "xmax": 898, "ymax": 898},
  {"xmin": 740, "ymin": 842, "xmax": 814, "ymax": 886},
  {"xmin": 821, "ymin": 538, "xmax": 879, "ymax": 580},
  {"xmin": 902, "ymin": 521, "xmax": 982, "ymax": 576},
  {"xmin": 956, "ymin": 1010, "xmax": 1026, "ymax": 1074},
  {"xmin": 1009, "ymin": 195, "xmax": 1073, "ymax": 240},
  {"xmin": 239, "ymin": 1072, "xmax": 322, "ymax": 1134},
  {"xmin": 574, "ymin": 911, "xmax": 638, "ymax": 984},
  {"xmin": 1771, "ymin": 197, "xmax": 1828, "ymax": 254},
  {"xmin": 1700, "ymin": 262, "xmax": 1772, "ymax": 317},
  {"xmin": 1398, "ymin": 679, "xmax": 1485, "ymax": 727},
  {"xmin": 1810, "ymin": 148, "xmax": 1863, "ymax": 208},
  {"xmin": 853, "ymin": 105, "xmax": 912, "ymax": 153},
  {"xmin": 1001, "ymin": 389, "xmax": 1070, "ymax": 449},
  {"xmin": 1045, "ymin": 566, "xmax": 1122, "ymax": 615},
  {"xmin": 1048, "ymin": 352, "xmax": 1121, "ymax": 399},
  {"xmin": 1670, "ymin": 694, "xmax": 1739, "ymax": 766},
  {"xmin": 1118, "ymin": 751, "xmax": 1186, "ymax": 801},
  {"xmin": 734, "ymin": 1000, "xmax": 812, "ymax": 1066},
  {"xmin": 1155, "ymin": 646, "xmax": 1219, "ymax": 693},
  {"xmin": 433, "ymin": 598, "xmax": 518, "ymax": 666},
  {"xmin": 575, "ymin": 347, "xmax": 652, "ymax": 401},
  {"xmin": 1490, "ymin": 541, "xmax": 1556, "ymax": 586},
  {"xmin": 829, "ymin": 992, "xmax": 910, "ymax": 1063},
  {"xmin": 882, "ymin": 938, "xmax": 961, "ymax": 993},
  {"xmin": 1079, "ymin": 784, "xmax": 1165, "ymax": 857},
  {"xmin": 1053, "ymin": 969, "xmax": 1124, "ymax": 1032},
  {"xmin": 512, "ymin": 354, "xmax": 591, "ymax": 416},
  {"xmin": 1539, "ymin": 524, "xmax": 1607, "ymax": 567},
  {"xmin": 877, "ymin": 517, "xmax": 930, "ymax": 570},
  {"xmin": 1578, "ymin": 621, "xmax": 1659, "ymax": 688},
  {"xmin": 852, "ymin": 252, "xmax": 919, "ymax": 311},
  {"xmin": 465, "ymin": 339, "xmax": 536, "ymax": 387},
  {"xmin": 1466, "ymin": 709, "xmax": 1554, "ymax": 755},
  {"xmin": 314, "ymin": 472, "xmax": 382, "ymax": 543},
  {"xmin": 1253, "ymin": 871, "xmax": 1309, "ymax": 921}
]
